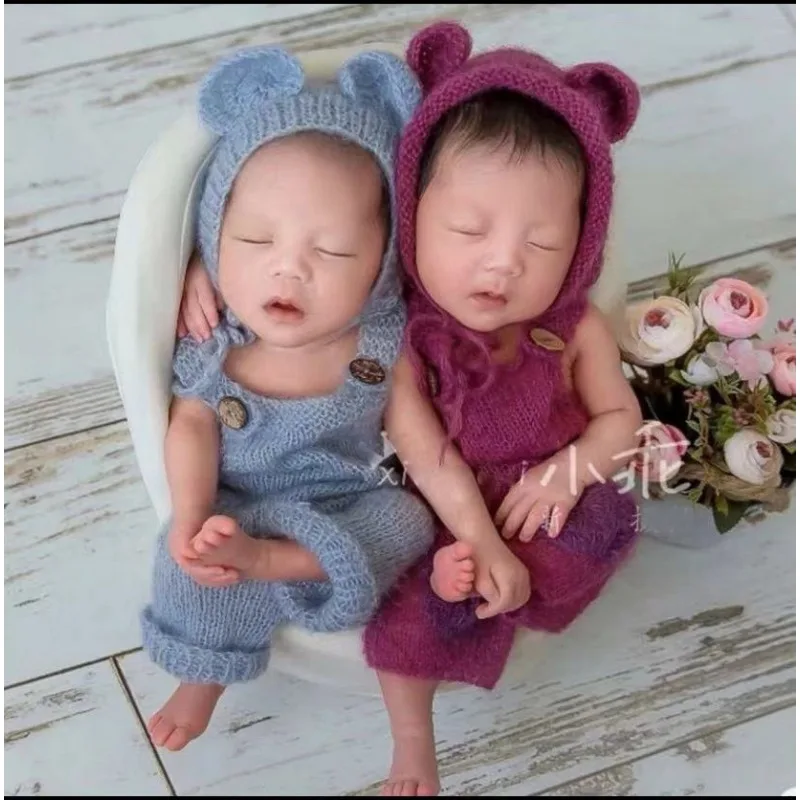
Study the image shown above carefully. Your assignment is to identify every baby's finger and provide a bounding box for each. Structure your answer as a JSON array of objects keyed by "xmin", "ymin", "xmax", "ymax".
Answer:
[
  {"xmin": 501, "ymin": 497, "xmax": 533, "ymax": 540},
  {"xmin": 547, "ymin": 503, "xmax": 568, "ymax": 538},
  {"xmin": 203, "ymin": 529, "xmax": 225, "ymax": 548},
  {"xmin": 474, "ymin": 575, "xmax": 501, "ymax": 618},
  {"xmin": 518, "ymin": 506, "xmax": 544, "ymax": 543},
  {"xmin": 177, "ymin": 315, "xmax": 188, "ymax": 339},
  {"xmin": 494, "ymin": 483, "xmax": 522, "ymax": 527},
  {"xmin": 180, "ymin": 542, "xmax": 201, "ymax": 560},
  {"xmin": 186, "ymin": 302, "xmax": 212, "ymax": 342},
  {"xmin": 198, "ymin": 282, "xmax": 220, "ymax": 329}
]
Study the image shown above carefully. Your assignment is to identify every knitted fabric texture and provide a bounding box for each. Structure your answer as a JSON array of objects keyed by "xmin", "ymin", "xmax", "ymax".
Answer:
[
  {"xmin": 141, "ymin": 46, "xmax": 436, "ymax": 685},
  {"xmin": 362, "ymin": 21, "xmax": 641, "ymax": 690}
]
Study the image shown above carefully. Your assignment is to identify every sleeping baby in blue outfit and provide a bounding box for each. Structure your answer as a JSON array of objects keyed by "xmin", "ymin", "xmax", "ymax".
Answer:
[{"xmin": 139, "ymin": 45, "xmax": 434, "ymax": 750}]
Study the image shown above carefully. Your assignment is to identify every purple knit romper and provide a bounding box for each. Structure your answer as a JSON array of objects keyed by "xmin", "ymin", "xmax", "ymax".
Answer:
[{"xmin": 363, "ymin": 22, "xmax": 644, "ymax": 690}]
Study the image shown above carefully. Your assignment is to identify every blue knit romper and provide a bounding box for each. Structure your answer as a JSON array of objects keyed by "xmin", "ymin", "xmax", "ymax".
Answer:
[{"xmin": 141, "ymin": 302, "xmax": 434, "ymax": 685}]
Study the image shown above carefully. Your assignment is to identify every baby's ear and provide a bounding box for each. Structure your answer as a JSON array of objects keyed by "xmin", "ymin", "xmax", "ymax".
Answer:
[
  {"xmin": 406, "ymin": 20, "xmax": 472, "ymax": 93},
  {"xmin": 565, "ymin": 63, "xmax": 640, "ymax": 143},
  {"xmin": 337, "ymin": 51, "xmax": 422, "ymax": 131},
  {"xmin": 198, "ymin": 46, "xmax": 306, "ymax": 136}
]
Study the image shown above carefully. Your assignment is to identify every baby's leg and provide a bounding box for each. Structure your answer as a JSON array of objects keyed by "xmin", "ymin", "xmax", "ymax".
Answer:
[
  {"xmin": 191, "ymin": 515, "xmax": 327, "ymax": 581},
  {"xmin": 430, "ymin": 542, "xmax": 476, "ymax": 602},
  {"xmin": 148, "ymin": 683, "xmax": 225, "ymax": 751},
  {"xmin": 141, "ymin": 528, "xmax": 284, "ymax": 751},
  {"xmin": 269, "ymin": 486, "xmax": 436, "ymax": 634},
  {"xmin": 378, "ymin": 671, "xmax": 440, "ymax": 797}
]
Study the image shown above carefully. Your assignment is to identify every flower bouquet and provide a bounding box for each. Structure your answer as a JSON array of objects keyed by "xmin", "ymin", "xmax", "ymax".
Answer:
[{"xmin": 616, "ymin": 254, "xmax": 796, "ymax": 537}]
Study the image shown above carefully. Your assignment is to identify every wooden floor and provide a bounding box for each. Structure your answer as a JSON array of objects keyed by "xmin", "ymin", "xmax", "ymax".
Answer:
[{"xmin": 4, "ymin": 4, "xmax": 797, "ymax": 796}]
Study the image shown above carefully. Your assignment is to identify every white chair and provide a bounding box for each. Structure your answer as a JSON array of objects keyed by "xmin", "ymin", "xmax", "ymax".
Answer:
[{"xmin": 106, "ymin": 42, "xmax": 626, "ymax": 696}]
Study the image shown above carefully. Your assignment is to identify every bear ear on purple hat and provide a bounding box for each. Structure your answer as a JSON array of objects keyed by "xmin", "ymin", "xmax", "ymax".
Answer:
[
  {"xmin": 565, "ymin": 62, "xmax": 641, "ymax": 144},
  {"xmin": 406, "ymin": 20, "xmax": 472, "ymax": 93}
]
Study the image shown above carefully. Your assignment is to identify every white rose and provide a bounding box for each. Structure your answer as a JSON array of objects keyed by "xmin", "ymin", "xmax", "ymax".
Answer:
[
  {"xmin": 766, "ymin": 409, "xmax": 796, "ymax": 444},
  {"xmin": 680, "ymin": 353, "xmax": 719, "ymax": 386},
  {"xmin": 723, "ymin": 429, "xmax": 784, "ymax": 485},
  {"xmin": 617, "ymin": 296, "xmax": 704, "ymax": 366}
]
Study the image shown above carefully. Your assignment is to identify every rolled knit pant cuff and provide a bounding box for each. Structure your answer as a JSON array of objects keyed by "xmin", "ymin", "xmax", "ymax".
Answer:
[{"xmin": 140, "ymin": 607, "xmax": 268, "ymax": 685}]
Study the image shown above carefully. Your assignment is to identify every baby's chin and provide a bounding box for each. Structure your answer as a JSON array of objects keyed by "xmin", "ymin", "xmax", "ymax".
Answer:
[
  {"xmin": 441, "ymin": 299, "xmax": 546, "ymax": 335},
  {"xmin": 246, "ymin": 314, "xmax": 358, "ymax": 351}
]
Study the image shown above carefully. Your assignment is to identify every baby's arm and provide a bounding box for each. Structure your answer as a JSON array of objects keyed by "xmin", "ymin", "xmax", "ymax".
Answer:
[
  {"xmin": 384, "ymin": 352, "xmax": 531, "ymax": 617},
  {"xmin": 164, "ymin": 396, "xmax": 237, "ymax": 584},
  {"xmin": 495, "ymin": 306, "xmax": 642, "ymax": 541},
  {"xmin": 567, "ymin": 304, "xmax": 643, "ymax": 485},
  {"xmin": 165, "ymin": 396, "xmax": 219, "ymax": 530}
]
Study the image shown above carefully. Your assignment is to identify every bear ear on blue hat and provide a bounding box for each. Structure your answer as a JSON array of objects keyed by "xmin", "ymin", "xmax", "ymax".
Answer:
[
  {"xmin": 337, "ymin": 51, "xmax": 422, "ymax": 133},
  {"xmin": 198, "ymin": 46, "xmax": 306, "ymax": 136}
]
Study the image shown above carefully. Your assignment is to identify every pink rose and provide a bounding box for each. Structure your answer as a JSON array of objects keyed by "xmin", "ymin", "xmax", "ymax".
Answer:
[
  {"xmin": 769, "ymin": 342, "xmax": 796, "ymax": 396},
  {"xmin": 723, "ymin": 429, "xmax": 783, "ymax": 486},
  {"xmin": 631, "ymin": 421, "xmax": 690, "ymax": 483},
  {"xmin": 704, "ymin": 340, "xmax": 774, "ymax": 390},
  {"xmin": 698, "ymin": 278, "xmax": 768, "ymax": 338},
  {"xmin": 616, "ymin": 296, "xmax": 703, "ymax": 366}
]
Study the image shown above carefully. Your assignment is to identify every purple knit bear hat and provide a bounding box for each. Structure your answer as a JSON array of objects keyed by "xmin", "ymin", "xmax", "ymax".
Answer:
[{"xmin": 397, "ymin": 21, "xmax": 641, "ymax": 347}]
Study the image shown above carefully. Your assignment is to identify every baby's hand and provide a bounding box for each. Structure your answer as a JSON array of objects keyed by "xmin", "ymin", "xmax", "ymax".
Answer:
[
  {"xmin": 177, "ymin": 251, "xmax": 223, "ymax": 342},
  {"xmin": 167, "ymin": 518, "xmax": 239, "ymax": 587},
  {"xmin": 495, "ymin": 455, "xmax": 585, "ymax": 541},
  {"xmin": 472, "ymin": 536, "xmax": 531, "ymax": 619}
]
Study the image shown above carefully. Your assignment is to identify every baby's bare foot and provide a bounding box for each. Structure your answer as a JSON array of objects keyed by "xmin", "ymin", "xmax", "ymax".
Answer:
[
  {"xmin": 147, "ymin": 682, "xmax": 224, "ymax": 751},
  {"xmin": 192, "ymin": 515, "xmax": 260, "ymax": 574},
  {"xmin": 430, "ymin": 542, "xmax": 475, "ymax": 603},
  {"xmin": 382, "ymin": 729, "xmax": 440, "ymax": 797}
]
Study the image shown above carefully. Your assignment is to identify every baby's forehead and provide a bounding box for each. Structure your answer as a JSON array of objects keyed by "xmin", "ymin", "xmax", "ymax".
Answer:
[
  {"xmin": 225, "ymin": 133, "xmax": 389, "ymax": 222},
  {"xmin": 428, "ymin": 138, "xmax": 571, "ymax": 184}
]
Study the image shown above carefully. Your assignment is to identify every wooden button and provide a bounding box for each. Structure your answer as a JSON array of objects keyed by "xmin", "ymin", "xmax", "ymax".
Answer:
[
  {"xmin": 218, "ymin": 396, "xmax": 248, "ymax": 429},
  {"xmin": 528, "ymin": 327, "xmax": 565, "ymax": 352},
  {"xmin": 349, "ymin": 358, "xmax": 386, "ymax": 385},
  {"xmin": 426, "ymin": 364, "xmax": 440, "ymax": 398}
]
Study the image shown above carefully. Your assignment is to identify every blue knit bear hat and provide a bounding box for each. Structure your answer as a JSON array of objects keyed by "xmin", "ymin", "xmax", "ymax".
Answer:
[{"xmin": 195, "ymin": 45, "xmax": 421, "ymax": 321}]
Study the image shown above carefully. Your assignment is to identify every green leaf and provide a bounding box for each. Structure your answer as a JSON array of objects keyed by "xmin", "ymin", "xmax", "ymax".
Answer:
[
  {"xmin": 669, "ymin": 368, "xmax": 689, "ymax": 387},
  {"xmin": 712, "ymin": 500, "xmax": 752, "ymax": 534},
  {"xmin": 714, "ymin": 493, "xmax": 729, "ymax": 516},
  {"xmin": 687, "ymin": 486, "xmax": 704, "ymax": 503}
]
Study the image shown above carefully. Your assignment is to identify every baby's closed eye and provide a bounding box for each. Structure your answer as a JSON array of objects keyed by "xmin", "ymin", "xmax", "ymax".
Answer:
[{"xmin": 315, "ymin": 246, "xmax": 356, "ymax": 259}]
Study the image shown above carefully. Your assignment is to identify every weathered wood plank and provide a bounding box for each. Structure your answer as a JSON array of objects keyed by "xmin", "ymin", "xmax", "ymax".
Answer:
[
  {"xmin": 118, "ymin": 514, "xmax": 795, "ymax": 795},
  {"xmin": 544, "ymin": 705, "xmax": 796, "ymax": 797},
  {"xmin": 4, "ymin": 3, "xmax": 347, "ymax": 79},
  {"xmin": 4, "ymin": 662, "xmax": 170, "ymax": 796},
  {"xmin": 5, "ymin": 3, "xmax": 794, "ymax": 243},
  {"xmin": 4, "ymin": 422, "xmax": 156, "ymax": 687},
  {"xmin": 6, "ymin": 69, "xmax": 796, "ymax": 451},
  {"xmin": 4, "ymin": 219, "xmax": 121, "ymax": 450},
  {"xmin": 613, "ymin": 55, "xmax": 795, "ymax": 278},
  {"xmin": 779, "ymin": 4, "xmax": 796, "ymax": 26}
]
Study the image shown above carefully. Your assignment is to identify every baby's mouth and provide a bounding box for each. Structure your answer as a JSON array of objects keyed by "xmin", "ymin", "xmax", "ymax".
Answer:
[
  {"xmin": 470, "ymin": 290, "xmax": 508, "ymax": 309},
  {"xmin": 264, "ymin": 297, "xmax": 305, "ymax": 321}
]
